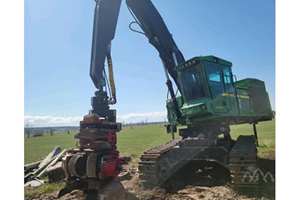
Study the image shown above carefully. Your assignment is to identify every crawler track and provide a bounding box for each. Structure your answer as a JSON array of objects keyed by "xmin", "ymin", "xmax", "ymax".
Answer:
[
  {"xmin": 230, "ymin": 135, "xmax": 259, "ymax": 194},
  {"xmin": 139, "ymin": 134, "xmax": 259, "ymax": 194},
  {"xmin": 138, "ymin": 138, "xmax": 181, "ymax": 188}
]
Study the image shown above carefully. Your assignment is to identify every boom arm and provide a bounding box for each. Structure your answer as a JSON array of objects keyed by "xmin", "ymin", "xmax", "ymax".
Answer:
[
  {"xmin": 89, "ymin": 0, "xmax": 121, "ymax": 121},
  {"xmin": 126, "ymin": 0, "xmax": 184, "ymax": 118},
  {"xmin": 126, "ymin": 0, "xmax": 185, "ymax": 91},
  {"xmin": 89, "ymin": 0, "xmax": 183, "ymax": 120},
  {"xmin": 90, "ymin": 0, "xmax": 121, "ymax": 92}
]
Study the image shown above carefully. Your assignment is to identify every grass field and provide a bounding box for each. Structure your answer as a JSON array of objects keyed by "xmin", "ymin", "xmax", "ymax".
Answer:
[{"xmin": 24, "ymin": 119, "xmax": 275, "ymax": 165}]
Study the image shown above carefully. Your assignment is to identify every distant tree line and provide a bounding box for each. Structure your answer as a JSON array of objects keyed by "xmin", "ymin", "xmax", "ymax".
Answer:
[
  {"xmin": 122, "ymin": 119, "xmax": 167, "ymax": 127},
  {"xmin": 25, "ymin": 119, "xmax": 168, "ymax": 138},
  {"xmin": 24, "ymin": 123, "xmax": 76, "ymax": 138}
]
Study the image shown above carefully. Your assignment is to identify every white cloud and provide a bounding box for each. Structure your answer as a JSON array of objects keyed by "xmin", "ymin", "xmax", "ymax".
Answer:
[
  {"xmin": 24, "ymin": 111, "xmax": 167, "ymax": 127},
  {"xmin": 24, "ymin": 115, "xmax": 82, "ymax": 127},
  {"xmin": 117, "ymin": 111, "xmax": 167, "ymax": 121}
]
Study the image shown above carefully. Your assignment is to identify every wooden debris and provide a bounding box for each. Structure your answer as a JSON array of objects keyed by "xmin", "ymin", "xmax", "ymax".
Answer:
[
  {"xmin": 37, "ymin": 149, "xmax": 67, "ymax": 178},
  {"xmin": 24, "ymin": 160, "xmax": 42, "ymax": 171},
  {"xmin": 24, "ymin": 146, "xmax": 64, "ymax": 185},
  {"xmin": 24, "ymin": 172, "xmax": 33, "ymax": 183},
  {"xmin": 119, "ymin": 171, "xmax": 131, "ymax": 181},
  {"xmin": 47, "ymin": 162, "xmax": 65, "ymax": 182},
  {"xmin": 38, "ymin": 146, "xmax": 61, "ymax": 169},
  {"xmin": 32, "ymin": 154, "xmax": 58, "ymax": 177}
]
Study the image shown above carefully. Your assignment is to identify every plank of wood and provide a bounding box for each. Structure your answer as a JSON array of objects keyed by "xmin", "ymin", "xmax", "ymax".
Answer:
[
  {"xmin": 37, "ymin": 149, "xmax": 67, "ymax": 178},
  {"xmin": 32, "ymin": 154, "xmax": 58, "ymax": 177},
  {"xmin": 24, "ymin": 160, "xmax": 42, "ymax": 171},
  {"xmin": 38, "ymin": 146, "xmax": 61, "ymax": 169}
]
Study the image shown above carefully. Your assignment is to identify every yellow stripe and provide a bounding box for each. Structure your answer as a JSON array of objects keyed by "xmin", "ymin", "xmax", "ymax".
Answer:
[
  {"xmin": 107, "ymin": 59, "xmax": 116, "ymax": 104},
  {"xmin": 222, "ymin": 93, "xmax": 249, "ymax": 99},
  {"xmin": 238, "ymin": 95, "xmax": 250, "ymax": 99},
  {"xmin": 222, "ymin": 93, "xmax": 236, "ymax": 97}
]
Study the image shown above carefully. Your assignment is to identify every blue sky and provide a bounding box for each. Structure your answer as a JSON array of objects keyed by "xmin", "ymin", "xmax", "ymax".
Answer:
[{"xmin": 25, "ymin": 0, "xmax": 275, "ymax": 127}]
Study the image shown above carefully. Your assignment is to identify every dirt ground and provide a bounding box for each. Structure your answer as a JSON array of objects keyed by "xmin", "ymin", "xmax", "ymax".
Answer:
[
  {"xmin": 124, "ymin": 158, "xmax": 275, "ymax": 200},
  {"xmin": 25, "ymin": 154, "xmax": 275, "ymax": 200}
]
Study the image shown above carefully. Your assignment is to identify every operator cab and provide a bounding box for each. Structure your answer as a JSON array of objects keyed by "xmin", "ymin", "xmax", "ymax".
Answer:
[
  {"xmin": 176, "ymin": 56, "xmax": 234, "ymax": 103},
  {"xmin": 178, "ymin": 63, "xmax": 207, "ymax": 102}
]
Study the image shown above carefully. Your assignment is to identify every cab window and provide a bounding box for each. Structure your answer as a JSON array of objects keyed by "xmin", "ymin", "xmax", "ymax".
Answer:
[
  {"xmin": 204, "ymin": 61, "xmax": 224, "ymax": 98},
  {"xmin": 222, "ymin": 66, "xmax": 234, "ymax": 93},
  {"xmin": 179, "ymin": 65, "xmax": 206, "ymax": 102}
]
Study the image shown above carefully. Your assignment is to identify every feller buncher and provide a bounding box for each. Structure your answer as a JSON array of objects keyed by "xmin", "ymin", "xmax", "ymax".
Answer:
[{"xmin": 59, "ymin": 0, "xmax": 273, "ymax": 199}]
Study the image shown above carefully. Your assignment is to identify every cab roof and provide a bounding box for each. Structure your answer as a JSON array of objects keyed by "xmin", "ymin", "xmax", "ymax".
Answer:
[{"xmin": 175, "ymin": 56, "xmax": 232, "ymax": 71}]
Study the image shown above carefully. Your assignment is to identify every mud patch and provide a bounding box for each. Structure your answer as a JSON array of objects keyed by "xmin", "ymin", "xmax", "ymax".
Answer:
[{"xmin": 25, "ymin": 190, "xmax": 85, "ymax": 200}]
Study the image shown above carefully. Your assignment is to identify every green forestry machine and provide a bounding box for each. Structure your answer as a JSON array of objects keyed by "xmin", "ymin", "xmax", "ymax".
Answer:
[
  {"xmin": 127, "ymin": 0, "xmax": 272, "ymax": 193},
  {"xmin": 60, "ymin": 0, "xmax": 273, "ymax": 198}
]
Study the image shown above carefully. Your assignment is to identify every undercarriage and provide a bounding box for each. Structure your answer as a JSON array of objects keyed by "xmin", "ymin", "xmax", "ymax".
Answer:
[{"xmin": 139, "ymin": 125, "xmax": 259, "ymax": 195}]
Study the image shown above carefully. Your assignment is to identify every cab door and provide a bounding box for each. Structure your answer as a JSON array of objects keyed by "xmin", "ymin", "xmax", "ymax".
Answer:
[
  {"xmin": 222, "ymin": 66, "xmax": 236, "ymax": 113},
  {"xmin": 204, "ymin": 61, "xmax": 227, "ymax": 113}
]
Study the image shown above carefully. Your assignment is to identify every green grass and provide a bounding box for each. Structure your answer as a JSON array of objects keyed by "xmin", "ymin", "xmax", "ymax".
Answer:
[
  {"xmin": 24, "ymin": 120, "xmax": 275, "ymax": 165},
  {"xmin": 230, "ymin": 119, "xmax": 275, "ymax": 154},
  {"xmin": 116, "ymin": 124, "xmax": 178, "ymax": 163},
  {"xmin": 24, "ymin": 120, "xmax": 275, "ymax": 196},
  {"xmin": 24, "ymin": 182, "xmax": 65, "ymax": 197},
  {"xmin": 24, "ymin": 131, "xmax": 78, "ymax": 164}
]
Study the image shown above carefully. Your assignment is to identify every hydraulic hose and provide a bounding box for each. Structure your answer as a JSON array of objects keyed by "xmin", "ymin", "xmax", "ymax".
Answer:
[{"xmin": 107, "ymin": 58, "xmax": 117, "ymax": 104}]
